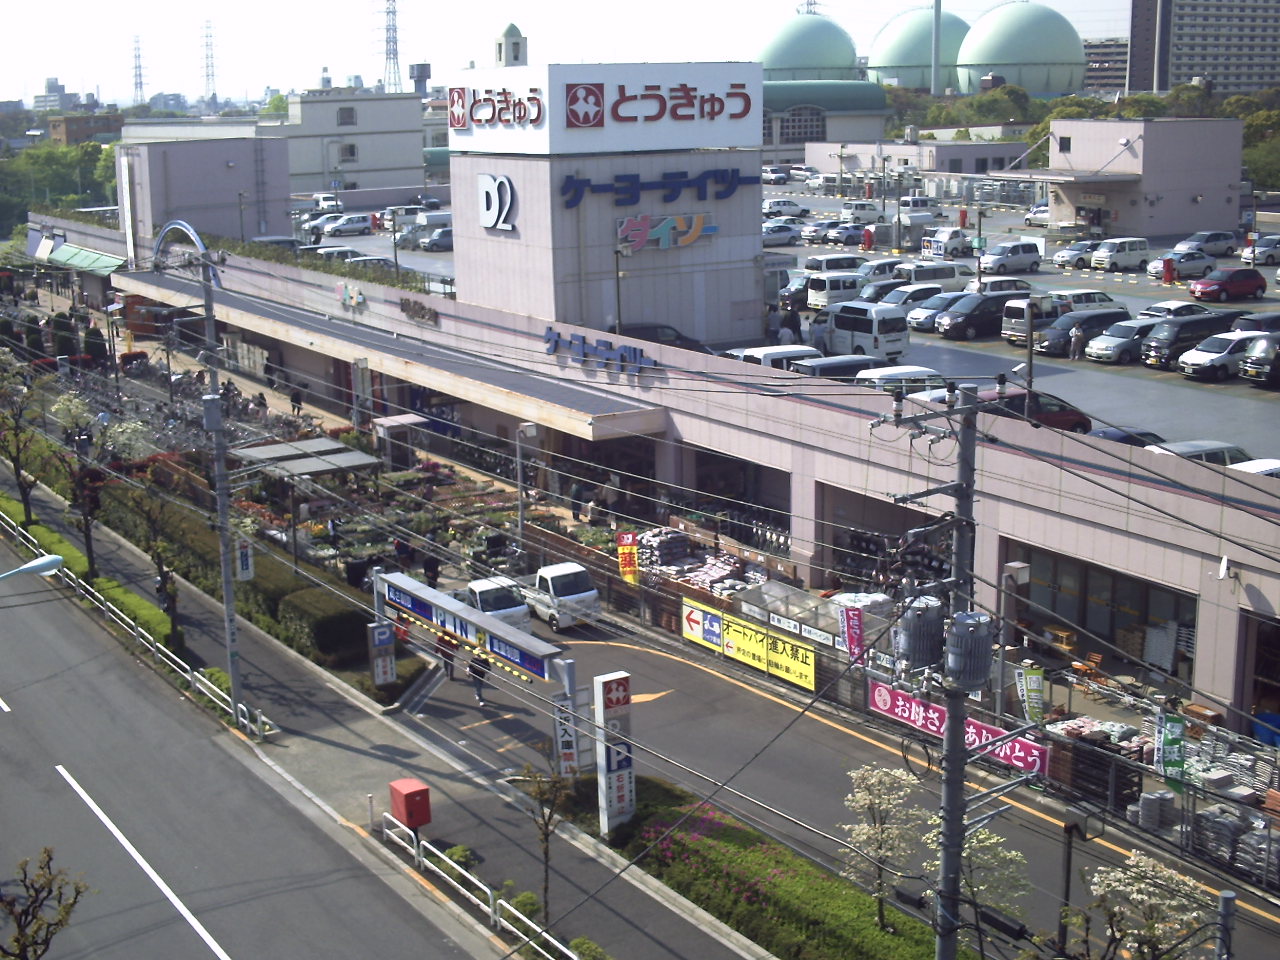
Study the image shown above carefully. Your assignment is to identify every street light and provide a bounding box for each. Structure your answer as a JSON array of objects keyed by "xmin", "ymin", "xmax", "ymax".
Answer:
[
  {"xmin": 237, "ymin": 191, "xmax": 247, "ymax": 243},
  {"xmin": 0, "ymin": 554, "xmax": 64, "ymax": 583}
]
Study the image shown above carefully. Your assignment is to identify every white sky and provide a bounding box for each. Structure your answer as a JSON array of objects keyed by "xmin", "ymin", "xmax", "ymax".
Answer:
[{"xmin": 4, "ymin": 1, "xmax": 1130, "ymax": 107}]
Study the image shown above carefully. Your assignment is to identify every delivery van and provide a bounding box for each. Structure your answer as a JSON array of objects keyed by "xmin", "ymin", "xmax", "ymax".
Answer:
[{"xmin": 822, "ymin": 303, "xmax": 910, "ymax": 361}]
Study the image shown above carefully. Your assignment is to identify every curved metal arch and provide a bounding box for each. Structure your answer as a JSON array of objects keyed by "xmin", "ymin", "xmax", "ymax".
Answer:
[{"xmin": 151, "ymin": 220, "xmax": 223, "ymax": 289}]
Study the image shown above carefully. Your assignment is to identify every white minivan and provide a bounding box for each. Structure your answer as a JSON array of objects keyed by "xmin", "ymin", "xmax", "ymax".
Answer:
[
  {"xmin": 1091, "ymin": 237, "xmax": 1150, "ymax": 272},
  {"xmin": 898, "ymin": 195, "xmax": 943, "ymax": 218},
  {"xmin": 854, "ymin": 365, "xmax": 945, "ymax": 394},
  {"xmin": 821, "ymin": 303, "xmax": 910, "ymax": 361},
  {"xmin": 723, "ymin": 345, "xmax": 822, "ymax": 368},
  {"xmin": 840, "ymin": 200, "xmax": 883, "ymax": 223},
  {"xmin": 806, "ymin": 270, "xmax": 867, "ymax": 310}
]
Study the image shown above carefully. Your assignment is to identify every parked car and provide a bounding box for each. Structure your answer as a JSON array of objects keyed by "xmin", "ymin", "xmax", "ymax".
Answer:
[
  {"xmin": 1232, "ymin": 311, "xmax": 1280, "ymax": 332},
  {"xmin": 315, "ymin": 246, "xmax": 362, "ymax": 262},
  {"xmin": 948, "ymin": 387, "xmax": 1090, "ymax": 432},
  {"xmin": 1242, "ymin": 235, "xmax": 1280, "ymax": 266},
  {"xmin": 1144, "ymin": 440, "xmax": 1254, "ymax": 465},
  {"xmin": 778, "ymin": 274, "xmax": 809, "ymax": 312},
  {"xmin": 1141, "ymin": 310, "xmax": 1239, "ymax": 368},
  {"xmin": 1088, "ymin": 426, "xmax": 1167, "ymax": 446},
  {"xmin": 1084, "ymin": 316, "xmax": 1160, "ymax": 365},
  {"xmin": 878, "ymin": 283, "xmax": 944, "ymax": 312},
  {"xmin": 1053, "ymin": 240, "xmax": 1103, "ymax": 269},
  {"xmin": 1147, "ymin": 250, "xmax": 1216, "ymax": 279},
  {"xmin": 1023, "ymin": 204, "xmax": 1050, "ymax": 227},
  {"xmin": 762, "ymin": 198, "xmax": 810, "ymax": 218},
  {"xmin": 1177, "ymin": 330, "xmax": 1265, "ymax": 380},
  {"xmin": 1189, "ymin": 267, "xmax": 1266, "ymax": 302},
  {"xmin": 619, "ymin": 323, "xmax": 711, "ymax": 353},
  {"xmin": 1034, "ymin": 309, "xmax": 1128, "ymax": 357},
  {"xmin": 825, "ymin": 222, "xmax": 870, "ymax": 246},
  {"xmin": 302, "ymin": 212, "xmax": 345, "ymax": 234},
  {"xmin": 762, "ymin": 223, "xmax": 802, "ymax": 246},
  {"xmin": 1174, "ymin": 230, "xmax": 1237, "ymax": 257},
  {"xmin": 1228, "ymin": 459, "xmax": 1280, "ymax": 477},
  {"xmin": 802, "ymin": 219, "xmax": 842, "ymax": 243},
  {"xmin": 421, "ymin": 227, "xmax": 453, "ymax": 251},
  {"xmin": 964, "ymin": 276, "xmax": 1036, "ymax": 294},
  {"xmin": 1137, "ymin": 300, "xmax": 1214, "ymax": 321},
  {"xmin": 766, "ymin": 216, "xmax": 808, "ymax": 229},
  {"xmin": 907, "ymin": 291, "xmax": 969, "ymax": 333},
  {"xmin": 761, "ymin": 165, "xmax": 790, "ymax": 185},
  {"xmin": 855, "ymin": 278, "xmax": 909, "ymax": 303},
  {"xmin": 934, "ymin": 291, "xmax": 1025, "ymax": 340},
  {"xmin": 790, "ymin": 165, "xmax": 820, "ymax": 182},
  {"xmin": 979, "ymin": 240, "xmax": 1041, "ymax": 275},
  {"xmin": 346, "ymin": 256, "xmax": 397, "ymax": 272},
  {"xmin": 323, "ymin": 213, "xmax": 375, "ymax": 237}
]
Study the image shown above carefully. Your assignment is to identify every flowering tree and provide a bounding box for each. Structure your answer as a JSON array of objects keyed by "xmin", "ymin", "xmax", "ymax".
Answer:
[
  {"xmin": 0, "ymin": 352, "xmax": 52, "ymax": 526},
  {"xmin": 921, "ymin": 817, "xmax": 1029, "ymax": 920},
  {"xmin": 1068, "ymin": 852, "xmax": 1215, "ymax": 960},
  {"xmin": 840, "ymin": 765, "xmax": 928, "ymax": 931}
]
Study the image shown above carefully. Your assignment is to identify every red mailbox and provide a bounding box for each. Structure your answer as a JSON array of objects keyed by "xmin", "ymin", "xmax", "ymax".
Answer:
[
  {"xmin": 959, "ymin": 208, "xmax": 969, "ymax": 229},
  {"xmin": 389, "ymin": 778, "xmax": 432, "ymax": 829}
]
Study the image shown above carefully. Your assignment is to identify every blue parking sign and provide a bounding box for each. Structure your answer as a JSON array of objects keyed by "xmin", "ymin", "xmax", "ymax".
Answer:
[
  {"xmin": 606, "ymin": 742, "xmax": 632, "ymax": 772},
  {"xmin": 703, "ymin": 612, "xmax": 723, "ymax": 648}
]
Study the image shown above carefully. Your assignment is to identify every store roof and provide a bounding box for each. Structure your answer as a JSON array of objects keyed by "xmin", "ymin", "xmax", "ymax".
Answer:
[{"xmin": 114, "ymin": 270, "xmax": 666, "ymax": 443}]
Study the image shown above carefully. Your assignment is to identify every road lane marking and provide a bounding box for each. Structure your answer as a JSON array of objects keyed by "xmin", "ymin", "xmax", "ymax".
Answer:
[
  {"xmin": 56, "ymin": 764, "xmax": 235, "ymax": 960},
  {"xmin": 577, "ymin": 639, "xmax": 1280, "ymax": 927},
  {"xmin": 0, "ymin": 695, "xmax": 9, "ymax": 712},
  {"xmin": 632, "ymin": 690, "xmax": 673, "ymax": 703}
]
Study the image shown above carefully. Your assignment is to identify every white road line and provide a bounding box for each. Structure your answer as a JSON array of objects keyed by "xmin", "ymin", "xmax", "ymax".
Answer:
[
  {"xmin": 55, "ymin": 765, "xmax": 234, "ymax": 960},
  {"xmin": 0, "ymin": 695, "xmax": 9, "ymax": 712}
]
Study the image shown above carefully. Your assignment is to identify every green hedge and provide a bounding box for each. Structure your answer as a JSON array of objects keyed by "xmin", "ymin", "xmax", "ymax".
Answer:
[{"xmin": 278, "ymin": 586, "xmax": 372, "ymax": 665}]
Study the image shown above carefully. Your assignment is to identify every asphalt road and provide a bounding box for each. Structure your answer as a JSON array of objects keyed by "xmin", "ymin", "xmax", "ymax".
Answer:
[{"xmin": 0, "ymin": 543, "xmax": 483, "ymax": 960}]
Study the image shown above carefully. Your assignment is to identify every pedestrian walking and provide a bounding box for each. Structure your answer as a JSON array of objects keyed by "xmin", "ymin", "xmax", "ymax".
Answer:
[
  {"xmin": 1069, "ymin": 321, "xmax": 1087, "ymax": 361},
  {"xmin": 467, "ymin": 655, "xmax": 490, "ymax": 705},
  {"xmin": 436, "ymin": 637, "xmax": 456, "ymax": 680},
  {"xmin": 568, "ymin": 480, "xmax": 585, "ymax": 521},
  {"xmin": 290, "ymin": 387, "xmax": 303, "ymax": 416},
  {"xmin": 763, "ymin": 302, "xmax": 781, "ymax": 345},
  {"xmin": 421, "ymin": 551, "xmax": 441, "ymax": 589},
  {"xmin": 778, "ymin": 310, "xmax": 801, "ymax": 346}
]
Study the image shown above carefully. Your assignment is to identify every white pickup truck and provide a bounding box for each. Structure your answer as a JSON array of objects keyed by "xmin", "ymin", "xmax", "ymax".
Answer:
[
  {"xmin": 455, "ymin": 577, "xmax": 531, "ymax": 631},
  {"xmin": 515, "ymin": 562, "xmax": 601, "ymax": 632},
  {"xmin": 921, "ymin": 227, "xmax": 972, "ymax": 259}
]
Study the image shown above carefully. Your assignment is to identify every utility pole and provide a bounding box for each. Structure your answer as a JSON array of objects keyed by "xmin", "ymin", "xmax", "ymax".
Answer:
[{"xmin": 196, "ymin": 251, "xmax": 245, "ymax": 731}]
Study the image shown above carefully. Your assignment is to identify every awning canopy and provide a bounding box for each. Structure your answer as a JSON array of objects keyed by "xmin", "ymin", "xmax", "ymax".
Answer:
[
  {"xmin": 263, "ymin": 450, "xmax": 382, "ymax": 478},
  {"xmin": 233, "ymin": 438, "xmax": 350, "ymax": 463},
  {"xmin": 986, "ymin": 169, "xmax": 1141, "ymax": 186},
  {"xmin": 48, "ymin": 243, "xmax": 125, "ymax": 277}
]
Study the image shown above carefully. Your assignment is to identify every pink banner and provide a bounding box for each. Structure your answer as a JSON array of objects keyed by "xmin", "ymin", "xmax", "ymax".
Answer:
[
  {"xmin": 840, "ymin": 607, "xmax": 864, "ymax": 660},
  {"xmin": 868, "ymin": 681, "xmax": 1048, "ymax": 774}
]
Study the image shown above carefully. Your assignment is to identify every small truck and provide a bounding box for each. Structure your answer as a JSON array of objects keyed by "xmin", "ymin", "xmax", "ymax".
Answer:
[
  {"xmin": 515, "ymin": 562, "xmax": 601, "ymax": 632},
  {"xmin": 921, "ymin": 227, "xmax": 973, "ymax": 259},
  {"xmin": 455, "ymin": 577, "xmax": 532, "ymax": 631}
]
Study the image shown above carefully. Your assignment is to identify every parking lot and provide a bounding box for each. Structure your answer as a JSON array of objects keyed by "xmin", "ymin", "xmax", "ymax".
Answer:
[{"xmin": 764, "ymin": 188, "xmax": 1280, "ymax": 458}]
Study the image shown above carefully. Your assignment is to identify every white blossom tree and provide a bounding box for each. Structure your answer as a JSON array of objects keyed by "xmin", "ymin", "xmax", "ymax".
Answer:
[
  {"xmin": 1069, "ymin": 852, "xmax": 1215, "ymax": 960},
  {"xmin": 921, "ymin": 817, "xmax": 1030, "ymax": 920},
  {"xmin": 840, "ymin": 765, "xmax": 928, "ymax": 931}
]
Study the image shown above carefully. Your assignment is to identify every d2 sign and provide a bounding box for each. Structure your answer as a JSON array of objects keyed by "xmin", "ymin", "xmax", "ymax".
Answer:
[{"xmin": 478, "ymin": 174, "xmax": 515, "ymax": 231}]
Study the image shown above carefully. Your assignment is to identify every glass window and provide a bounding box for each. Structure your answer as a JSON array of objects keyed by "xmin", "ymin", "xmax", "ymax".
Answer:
[
  {"xmin": 1059, "ymin": 136, "xmax": 1072, "ymax": 154},
  {"xmin": 1085, "ymin": 568, "xmax": 1113, "ymax": 636},
  {"xmin": 339, "ymin": 143, "xmax": 358, "ymax": 163},
  {"xmin": 337, "ymin": 106, "xmax": 356, "ymax": 126},
  {"xmin": 780, "ymin": 106, "xmax": 825, "ymax": 144}
]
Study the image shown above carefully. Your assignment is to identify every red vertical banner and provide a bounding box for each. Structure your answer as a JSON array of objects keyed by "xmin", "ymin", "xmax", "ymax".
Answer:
[
  {"xmin": 616, "ymin": 531, "xmax": 639, "ymax": 584},
  {"xmin": 840, "ymin": 606, "xmax": 864, "ymax": 661}
]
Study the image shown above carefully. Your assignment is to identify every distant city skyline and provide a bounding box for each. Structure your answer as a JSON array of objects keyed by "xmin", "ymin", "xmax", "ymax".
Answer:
[{"xmin": 5, "ymin": 1, "xmax": 1131, "ymax": 108}]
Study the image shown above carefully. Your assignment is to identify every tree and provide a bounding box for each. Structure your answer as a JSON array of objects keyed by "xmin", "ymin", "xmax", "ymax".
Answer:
[
  {"xmin": 0, "ymin": 847, "xmax": 89, "ymax": 960},
  {"xmin": 105, "ymin": 460, "xmax": 183, "ymax": 647},
  {"xmin": 840, "ymin": 765, "xmax": 927, "ymax": 931},
  {"xmin": 1222, "ymin": 95, "xmax": 1264, "ymax": 119},
  {"xmin": 1164, "ymin": 84, "xmax": 1215, "ymax": 119},
  {"xmin": 1243, "ymin": 109, "xmax": 1280, "ymax": 149},
  {"xmin": 1067, "ymin": 852, "xmax": 1214, "ymax": 960},
  {"xmin": 920, "ymin": 818, "xmax": 1029, "ymax": 947},
  {"xmin": 517, "ymin": 739, "xmax": 574, "ymax": 926},
  {"xmin": 263, "ymin": 94, "xmax": 289, "ymax": 115},
  {"xmin": 1244, "ymin": 138, "xmax": 1280, "ymax": 189},
  {"xmin": 0, "ymin": 352, "xmax": 53, "ymax": 525},
  {"xmin": 1116, "ymin": 93, "xmax": 1168, "ymax": 118}
]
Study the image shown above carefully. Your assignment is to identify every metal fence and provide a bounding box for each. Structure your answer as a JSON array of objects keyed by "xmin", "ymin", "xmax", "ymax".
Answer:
[
  {"xmin": 0, "ymin": 510, "xmax": 275, "ymax": 740},
  {"xmin": 381, "ymin": 812, "xmax": 579, "ymax": 960}
]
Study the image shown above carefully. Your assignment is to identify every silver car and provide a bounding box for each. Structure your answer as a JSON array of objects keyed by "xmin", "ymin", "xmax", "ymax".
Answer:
[
  {"xmin": 1242, "ymin": 235, "xmax": 1280, "ymax": 266},
  {"xmin": 1147, "ymin": 249, "xmax": 1216, "ymax": 279},
  {"xmin": 1084, "ymin": 317, "xmax": 1159, "ymax": 365},
  {"xmin": 1174, "ymin": 230, "xmax": 1237, "ymax": 258}
]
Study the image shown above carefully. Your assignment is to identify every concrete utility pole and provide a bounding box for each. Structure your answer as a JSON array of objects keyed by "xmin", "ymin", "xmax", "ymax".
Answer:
[{"xmin": 197, "ymin": 252, "xmax": 244, "ymax": 730}]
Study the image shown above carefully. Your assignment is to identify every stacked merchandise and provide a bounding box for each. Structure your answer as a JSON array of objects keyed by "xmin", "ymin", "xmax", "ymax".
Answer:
[
  {"xmin": 636, "ymin": 528, "xmax": 706, "ymax": 579},
  {"xmin": 709, "ymin": 562, "xmax": 769, "ymax": 599},
  {"xmin": 1191, "ymin": 804, "xmax": 1250, "ymax": 866},
  {"xmin": 679, "ymin": 552, "xmax": 743, "ymax": 592},
  {"xmin": 829, "ymin": 592, "xmax": 895, "ymax": 619},
  {"xmin": 1236, "ymin": 830, "xmax": 1280, "ymax": 888},
  {"xmin": 1132, "ymin": 790, "xmax": 1179, "ymax": 831}
]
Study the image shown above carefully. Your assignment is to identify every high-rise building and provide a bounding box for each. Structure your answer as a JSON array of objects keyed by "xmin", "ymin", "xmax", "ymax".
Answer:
[
  {"xmin": 1128, "ymin": 0, "xmax": 1280, "ymax": 95},
  {"xmin": 1083, "ymin": 38, "xmax": 1129, "ymax": 93}
]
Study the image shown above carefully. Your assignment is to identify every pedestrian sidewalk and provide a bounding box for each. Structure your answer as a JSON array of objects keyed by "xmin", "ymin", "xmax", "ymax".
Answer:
[{"xmin": 0, "ymin": 453, "xmax": 765, "ymax": 960}]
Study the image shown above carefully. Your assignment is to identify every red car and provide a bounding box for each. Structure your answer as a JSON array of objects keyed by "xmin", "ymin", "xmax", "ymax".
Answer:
[{"xmin": 1190, "ymin": 267, "xmax": 1266, "ymax": 302}]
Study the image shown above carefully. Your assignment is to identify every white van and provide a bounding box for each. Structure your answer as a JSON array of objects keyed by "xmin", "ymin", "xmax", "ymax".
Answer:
[
  {"xmin": 822, "ymin": 303, "xmax": 910, "ymax": 361},
  {"xmin": 898, "ymin": 195, "xmax": 943, "ymax": 219},
  {"xmin": 840, "ymin": 200, "xmax": 883, "ymax": 224},
  {"xmin": 723, "ymin": 345, "xmax": 822, "ymax": 368},
  {"xmin": 892, "ymin": 261, "xmax": 976, "ymax": 292},
  {"xmin": 803, "ymin": 252, "xmax": 867, "ymax": 274},
  {"xmin": 807, "ymin": 270, "xmax": 868, "ymax": 310},
  {"xmin": 1090, "ymin": 237, "xmax": 1150, "ymax": 272},
  {"xmin": 415, "ymin": 210, "xmax": 453, "ymax": 229},
  {"xmin": 853, "ymin": 365, "xmax": 945, "ymax": 394}
]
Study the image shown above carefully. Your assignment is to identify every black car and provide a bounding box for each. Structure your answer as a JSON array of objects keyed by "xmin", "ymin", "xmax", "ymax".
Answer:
[
  {"xmin": 933, "ymin": 291, "xmax": 1025, "ymax": 340},
  {"xmin": 1034, "ymin": 308, "xmax": 1129, "ymax": 357},
  {"xmin": 1088, "ymin": 425, "xmax": 1167, "ymax": 446},
  {"xmin": 1232, "ymin": 311, "xmax": 1280, "ymax": 333},
  {"xmin": 778, "ymin": 275, "xmax": 809, "ymax": 313},
  {"xmin": 416, "ymin": 194, "xmax": 443, "ymax": 210},
  {"xmin": 619, "ymin": 323, "xmax": 711, "ymax": 353},
  {"xmin": 856, "ymin": 278, "xmax": 909, "ymax": 303}
]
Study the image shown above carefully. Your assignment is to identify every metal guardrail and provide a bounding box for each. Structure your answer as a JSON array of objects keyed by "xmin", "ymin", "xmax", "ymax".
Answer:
[
  {"xmin": 381, "ymin": 812, "xmax": 579, "ymax": 960},
  {"xmin": 0, "ymin": 509, "xmax": 275, "ymax": 740}
]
